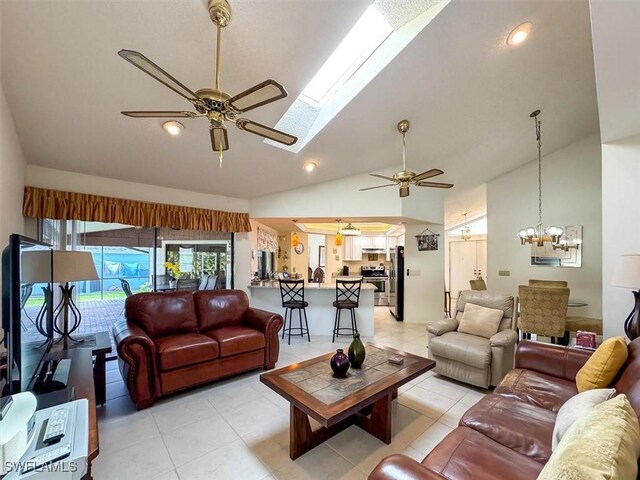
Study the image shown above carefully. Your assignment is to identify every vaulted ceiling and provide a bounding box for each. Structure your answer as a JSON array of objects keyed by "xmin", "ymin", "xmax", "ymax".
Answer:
[{"xmin": 1, "ymin": 0, "xmax": 598, "ymax": 199}]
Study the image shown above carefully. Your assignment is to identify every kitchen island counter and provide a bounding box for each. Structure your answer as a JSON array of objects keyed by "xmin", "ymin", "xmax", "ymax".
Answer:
[{"xmin": 248, "ymin": 282, "xmax": 375, "ymax": 336}]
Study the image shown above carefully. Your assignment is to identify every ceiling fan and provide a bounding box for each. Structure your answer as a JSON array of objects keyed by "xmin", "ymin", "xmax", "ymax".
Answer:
[
  {"xmin": 118, "ymin": 0, "xmax": 297, "ymax": 166},
  {"xmin": 360, "ymin": 120, "xmax": 453, "ymax": 197}
]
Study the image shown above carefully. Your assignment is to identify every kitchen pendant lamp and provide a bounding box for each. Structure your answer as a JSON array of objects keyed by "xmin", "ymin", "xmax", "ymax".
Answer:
[
  {"xmin": 340, "ymin": 223, "xmax": 361, "ymax": 236},
  {"xmin": 335, "ymin": 219, "xmax": 344, "ymax": 246},
  {"xmin": 517, "ymin": 110, "xmax": 563, "ymax": 247},
  {"xmin": 461, "ymin": 213, "xmax": 472, "ymax": 241},
  {"xmin": 291, "ymin": 232, "xmax": 300, "ymax": 248}
]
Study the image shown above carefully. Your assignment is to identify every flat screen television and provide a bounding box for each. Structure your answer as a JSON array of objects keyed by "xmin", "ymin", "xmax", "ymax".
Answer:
[{"xmin": 1, "ymin": 234, "xmax": 54, "ymax": 395}]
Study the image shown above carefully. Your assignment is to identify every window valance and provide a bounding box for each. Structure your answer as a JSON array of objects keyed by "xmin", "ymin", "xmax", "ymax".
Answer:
[{"xmin": 23, "ymin": 186, "xmax": 251, "ymax": 233}]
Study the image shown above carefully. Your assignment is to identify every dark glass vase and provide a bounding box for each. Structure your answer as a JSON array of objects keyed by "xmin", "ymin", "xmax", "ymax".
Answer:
[
  {"xmin": 330, "ymin": 349, "xmax": 350, "ymax": 377},
  {"xmin": 348, "ymin": 334, "xmax": 366, "ymax": 369}
]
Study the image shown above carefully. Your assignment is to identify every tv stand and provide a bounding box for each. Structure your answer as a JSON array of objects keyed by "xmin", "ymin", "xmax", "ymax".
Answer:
[
  {"xmin": 32, "ymin": 358, "xmax": 71, "ymax": 394},
  {"xmin": 33, "ymin": 348, "xmax": 98, "ymax": 479}
]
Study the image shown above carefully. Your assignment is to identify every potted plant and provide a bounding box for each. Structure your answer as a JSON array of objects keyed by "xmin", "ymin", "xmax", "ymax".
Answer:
[{"xmin": 163, "ymin": 261, "xmax": 182, "ymax": 288}]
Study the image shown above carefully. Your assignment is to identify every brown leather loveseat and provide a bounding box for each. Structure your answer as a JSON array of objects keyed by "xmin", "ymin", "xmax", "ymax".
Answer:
[
  {"xmin": 113, "ymin": 289, "xmax": 283, "ymax": 409},
  {"xmin": 370, "ymin": 338, "xmax": 640, "ymax": 479}
]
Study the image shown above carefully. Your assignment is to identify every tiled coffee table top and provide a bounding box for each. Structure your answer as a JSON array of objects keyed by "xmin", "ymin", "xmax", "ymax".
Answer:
[{"xmin": 278, "ymin": 346, "xmax": 417, "ymax": 405}]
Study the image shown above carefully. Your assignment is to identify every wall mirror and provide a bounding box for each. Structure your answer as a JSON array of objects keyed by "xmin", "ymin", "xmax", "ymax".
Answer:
[{"xmin": 530, "ymin": 225, "xmax": 582, "ymax": 268}]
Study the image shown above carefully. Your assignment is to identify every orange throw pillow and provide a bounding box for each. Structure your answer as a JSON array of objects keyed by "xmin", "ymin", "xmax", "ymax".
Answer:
[{"xmin": 576, "ymin": 337, "xmax": 628, "ymax": 393}]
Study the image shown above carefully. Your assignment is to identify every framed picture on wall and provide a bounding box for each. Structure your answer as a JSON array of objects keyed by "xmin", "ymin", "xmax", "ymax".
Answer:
[{"xmin": 319, "ymin": 246, "xmax": 326, "ymax": 268}]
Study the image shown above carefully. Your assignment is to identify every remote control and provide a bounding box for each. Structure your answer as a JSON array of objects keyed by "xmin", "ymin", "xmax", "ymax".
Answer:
[{"xmin": 42, "ymin": 407, "xmax": 68, "ymax": 444}]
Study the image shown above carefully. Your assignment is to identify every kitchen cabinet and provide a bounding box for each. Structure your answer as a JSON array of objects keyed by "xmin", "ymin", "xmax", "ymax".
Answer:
[
  {"xmin": 360, "ymin": 236, "xmax": 386, "ymax": 249},
  {"xmin": 343, "ymin": 236, "xmax": 362, "ymax": 261}
]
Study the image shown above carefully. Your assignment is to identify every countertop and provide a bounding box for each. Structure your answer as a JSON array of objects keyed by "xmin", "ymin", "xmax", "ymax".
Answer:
[{"xmin": 248, "ymin": 282, "xmax": 376, "ymax": 290}]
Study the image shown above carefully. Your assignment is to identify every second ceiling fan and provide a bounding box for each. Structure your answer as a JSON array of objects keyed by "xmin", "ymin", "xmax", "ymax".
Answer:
[
  {"xmin": 361, "ymin": 120, "xmax": 453, "ymax": 197},
  {"xmin": 118, "ymin": 0, "xmax": 297, "ymax": 166}
]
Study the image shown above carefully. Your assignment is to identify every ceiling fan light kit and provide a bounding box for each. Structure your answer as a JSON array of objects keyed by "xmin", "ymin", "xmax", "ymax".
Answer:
[
  {"xmin": 119, "ymin": 0, "xmax": 297, "ymax": 167},
  {"xmin": 360, "ymin": 120, "xmax": 454, "ymax": 197}
]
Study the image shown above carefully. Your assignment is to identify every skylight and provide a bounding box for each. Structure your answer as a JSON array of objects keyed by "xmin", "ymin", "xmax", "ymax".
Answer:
[
  {"xmin": 266, "ymin": 0, "xmax": 450, "ymax": 153},
  {"xmin": 300, "ymin": 6, "xmax": 393, "ymax": 107}
]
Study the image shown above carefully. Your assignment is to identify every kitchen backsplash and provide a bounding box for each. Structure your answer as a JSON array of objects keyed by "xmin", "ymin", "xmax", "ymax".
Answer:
[{"xmin": 341, "ymin": 259, "xmax": 390, "ymax": 273}]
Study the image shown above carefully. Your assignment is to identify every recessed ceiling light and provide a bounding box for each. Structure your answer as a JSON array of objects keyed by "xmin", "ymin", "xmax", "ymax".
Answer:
[
  {"xmin": 303, "ymin": 161, "xmax": 317, "ymax": 173},
  {"xmin": 506, "ymin": 22, "xmax": 533, "ymax": 46},
  {"xmin": 162, "ymin": 121, "xmax": 184, "ymax": 136}
]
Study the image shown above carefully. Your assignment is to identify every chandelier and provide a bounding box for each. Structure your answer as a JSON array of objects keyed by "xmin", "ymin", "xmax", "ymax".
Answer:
[
  {"xmin": 340, "ymin": 223, "xmax": 361, "ymax": 236},
  {"xmin": 517, "ymin": 110, "xmax": 563, "ymax": 246},
  {"xmin": 461, "ymin": 213, "xmax": 472, "ymax": 241}
]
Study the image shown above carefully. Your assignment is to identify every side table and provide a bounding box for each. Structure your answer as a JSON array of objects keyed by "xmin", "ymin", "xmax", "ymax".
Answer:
[{"xmin": 50, "ymin": 331, "xmax": 113, "ymax": 405}]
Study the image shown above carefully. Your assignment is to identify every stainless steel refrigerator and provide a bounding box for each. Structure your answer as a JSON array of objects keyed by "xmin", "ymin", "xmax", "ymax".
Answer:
[{"xmin": 389, "ymin": 246, "xmax": 404, "ymax": 321}]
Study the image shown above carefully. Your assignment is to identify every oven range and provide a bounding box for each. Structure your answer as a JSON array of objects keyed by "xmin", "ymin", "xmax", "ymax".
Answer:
[{"xmin": 360, "ymin": 266, "xmax": 389, "ymax": 306}]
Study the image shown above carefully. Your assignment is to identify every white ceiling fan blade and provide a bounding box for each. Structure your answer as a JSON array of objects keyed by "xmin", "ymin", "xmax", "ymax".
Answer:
[
  {"xmin": 412, "ymin": 168, "xmax": 444, "ymax": 182},
  {"xmin": 118, "ymin": 49, "xmax": 200, "ymax": 103},
  {"xmin": 369, "ymin": 173, "xmax": 396, "ymax": 182},
  {"xmin": 359, "ymin": 184, "xmax": 396, "ymax": 191},
  {"xmin": 227, "ymin": 79, "xmax": 287, "ymax": 113},
  {"xmin": 416, "ymin": 181, "xmax": 454, "ymax": 188},
  {"xmin": 121, "ymin": 111, "xmax": 201, "ymax": 118},
  {"xmin": 236, "ymin": 119, "xmax": 297, "ymax": 145},
  {"xmin": 210, "ymin": 126, "xmax": 229, "ymax": 152}
]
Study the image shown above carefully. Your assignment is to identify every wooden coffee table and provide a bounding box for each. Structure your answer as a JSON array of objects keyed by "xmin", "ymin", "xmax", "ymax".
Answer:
[{"xmin": 260, "ymin": 344, "xmax": 435, "ymax": 459}]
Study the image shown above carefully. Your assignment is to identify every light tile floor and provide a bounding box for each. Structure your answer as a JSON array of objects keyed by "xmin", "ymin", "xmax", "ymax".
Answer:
[{"xmin": 94, "ymin": 308, "xmax": 489, "ymax": 480}]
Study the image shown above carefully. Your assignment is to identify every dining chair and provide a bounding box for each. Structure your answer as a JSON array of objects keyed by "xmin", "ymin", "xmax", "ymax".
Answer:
[
  {"xmin": 528, "ymin": 279, "xmax": 568, "ymax": 288},
  {"xmin": 518, "ymin": 285, "xmax": 569, "ymax": 344},
  {"xmin": 469, "ymin": 278, "xmax": 487, "ymax": 291}
]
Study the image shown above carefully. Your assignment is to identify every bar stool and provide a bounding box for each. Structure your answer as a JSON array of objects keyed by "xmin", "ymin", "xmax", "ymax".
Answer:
[
  {"xmin": 278, "ymin": 279, "xmax": 310, "ymax": 344},
  {"xmin": 332, "ymin": 279, "xmax": 362, "ymax": 342}
]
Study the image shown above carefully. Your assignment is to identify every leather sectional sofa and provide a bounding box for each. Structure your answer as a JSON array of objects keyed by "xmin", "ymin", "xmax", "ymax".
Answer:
[
  {"xmin": 113, "ymin": 290, "xmax": 283, "ymax": 409},
  {"xmin": 370, "ymin": 338, "xmax": 640, "ymax": 479}
]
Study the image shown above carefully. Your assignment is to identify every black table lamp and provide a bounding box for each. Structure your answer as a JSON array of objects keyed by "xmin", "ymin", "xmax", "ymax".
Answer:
[{"xmin": 612, "ymin": 254, "xmax": 640, "ymax": 341}]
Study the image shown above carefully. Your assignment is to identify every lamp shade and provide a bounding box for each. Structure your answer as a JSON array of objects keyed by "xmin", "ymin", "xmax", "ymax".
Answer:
[
  {"xmin": 21, "ymin": 250, "xmax": 53, "ymax": 284},
  {"xmin": 611, "ymin": 254, "xmax": 640, "ymax": 289}
]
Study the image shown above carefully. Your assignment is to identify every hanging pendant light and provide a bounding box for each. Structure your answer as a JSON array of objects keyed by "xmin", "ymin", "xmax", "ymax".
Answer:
[
  {"xmin": 340, "ymin": 223, "xmax": 361, "ymax": 236},
  {"xmin": 461, "ymin": 213, "xmax": 472, "ymax": 241},
  {"xmin": 335, "ymin": 219, "xmax": 343, "ymax": 246},
  {"xmin": 517, "ymin": 110, "xmax": 563, "ymax": 246},
  {"xmin": 291, "ymin": 232, "xmax": 300, "ymax": 248}
]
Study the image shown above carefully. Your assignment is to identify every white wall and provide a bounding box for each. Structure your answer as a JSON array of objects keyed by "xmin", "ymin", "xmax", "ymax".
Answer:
[
  {"xmin": 0, "ymin": 84, "xmax": 26, "ymax": 244},
  {"xmin": 26, "ymin": 165, "xmax": 249, "ymax": 213},
  {"xmin": 308, "ymin": 234, "xmax": 325, "ymax": 272},
  {"xmin": 0, "ymin": 83, "xmax": 27, "ymax": 346},
  {"xmin": 404, "ymin": 224, "xmax": 445, "ymax": 324},
  {"xmin": 249, "ymin": 166, "xmax": 444, "ymax": 224},
  {"xmin": 601, "ymin": 135, "xmax": 640, "ymax": 338},
  {"xmin": 487, "ymin": 134, "xmax": 602, "ymax": 319}
]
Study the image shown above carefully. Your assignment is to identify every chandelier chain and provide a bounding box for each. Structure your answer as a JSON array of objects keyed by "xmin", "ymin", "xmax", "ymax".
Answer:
[
  {"xmin": 402, "ymin": 132, "xmax": 407, "ymax": 171},
  {"xmin": 534, "ymin": 113, "xmax": 542, "ymax": 227}
]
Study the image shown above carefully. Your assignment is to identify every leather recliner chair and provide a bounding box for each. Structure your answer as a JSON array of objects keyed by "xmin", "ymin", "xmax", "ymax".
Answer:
[
  {"xmin": 113, "ymin": 289, "xmax": 283, "ymax": 409},
  {"xmin": 427, "ymin": 290, "xmax": 517, "ymax": 388}
]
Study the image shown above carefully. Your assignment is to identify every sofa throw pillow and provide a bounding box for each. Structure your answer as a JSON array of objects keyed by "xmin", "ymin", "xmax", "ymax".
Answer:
[
  {"xmin": 552, "ymin": 388, "xmax": 616, "ymax": 450},
  {"xmin": 576, "ymin": 336, "xmax": 628, "ymax": 393},
  {"xmin": 538, "ymin": 394, "xmax": 640, "ymax": 480},
  {"xmin": 457, "ymin": 303, "xmax": 504, "ymax": 339}
]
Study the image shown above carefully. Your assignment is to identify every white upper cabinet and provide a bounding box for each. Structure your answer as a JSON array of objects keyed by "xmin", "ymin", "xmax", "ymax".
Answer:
[{"xmin": 343, "ymin": 236, "xmax": 362, "ymax": 261}]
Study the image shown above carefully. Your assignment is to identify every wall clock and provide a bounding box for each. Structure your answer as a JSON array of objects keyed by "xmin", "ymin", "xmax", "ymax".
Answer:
[{"xmin": 294, "ymin": 243, "xmax": 305, "ymax": 255}]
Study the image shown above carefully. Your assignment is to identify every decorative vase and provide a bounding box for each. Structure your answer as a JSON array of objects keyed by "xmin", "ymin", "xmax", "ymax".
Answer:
[
  {"xmin": 169, "ymin": 279, "xmax": 177, "ymax": 288},
  {"xmin": 330, "ymin": 349, "xmax": 350, "ymax": 377},
  {"xmin": 348, "ymin": 334, "xmax": 366, "ymax": 369}
]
